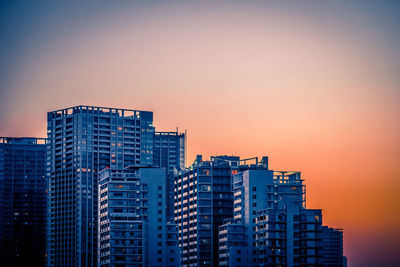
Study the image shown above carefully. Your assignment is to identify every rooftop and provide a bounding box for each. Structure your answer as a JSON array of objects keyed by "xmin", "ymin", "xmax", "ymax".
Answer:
[{"xmin": 48, "ymin": 105, "xmax": 153, "ymax": 119}]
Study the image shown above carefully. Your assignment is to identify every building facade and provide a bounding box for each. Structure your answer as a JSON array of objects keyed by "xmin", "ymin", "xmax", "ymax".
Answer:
[
  {"xmin": 153, "ymin": 131, "xmax": 186, "ymax": 222},
  {"xmin": 255, "ymin": 208, "xmax": 323, "ymax": 266},
  {"xmin": 0, "ymin": 137, "xmax": 47, "ymax": 267},
  {"xmin": 46, "ymin": 106, "xmax": 154, "ymax": 267},
  {"xmin": 219, "ymin": 169, "xmax": 324, "ymax": 267},
  {"xmin": 174, "ymin": 155, "xmax": 269, "ymax": 266},
  {"xmin": 219, "ymin": 222, "xmax": 248, "ymax": 267},
  {"xmin": 98, "ymin": 167, "xmax": 180, "ymax": 267},
  {"xmin": 321, "ymin": 226, "xmax": 345, "ymax": 267}
]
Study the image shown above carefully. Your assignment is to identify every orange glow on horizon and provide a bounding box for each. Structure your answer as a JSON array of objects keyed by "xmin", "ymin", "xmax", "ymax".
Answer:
[{"xmin": 0, "ymin": 2, "xmax": 399, "ymax": 266}]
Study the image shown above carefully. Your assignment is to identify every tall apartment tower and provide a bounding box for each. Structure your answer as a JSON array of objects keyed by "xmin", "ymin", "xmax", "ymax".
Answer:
[
  {"xmin": 220, "ymin": 169, "xmax": 275, "ymax": 266},
  {"xmin": 98, "ymin": 167, "xmax": 180, "ymax": 267},
  {"xmin": 153, "ymin": 131, "xmax": 186, "ymax": 222},
  {"xmin": 174, "ymin": 155, "xmax": 268, "ymax": 266},
  {"xmin": 46, "ymin": 106, "xmax": 154, "ymax": 267},
  {"xmin": 219, "ymin": 169, "xmax": 324, "ymax": 267},
  {"xmin": 0, "ymin": 137, "xmax": 46, "ymax": 267}
]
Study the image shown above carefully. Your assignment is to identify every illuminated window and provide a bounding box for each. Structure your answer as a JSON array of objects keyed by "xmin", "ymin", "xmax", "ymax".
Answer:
[{"xmin": 315, "ymin": 215, "xmax": 320, "ymax": 221}]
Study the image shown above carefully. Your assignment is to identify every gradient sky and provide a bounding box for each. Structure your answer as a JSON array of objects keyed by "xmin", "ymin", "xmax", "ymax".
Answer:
[{"xmin": 1, "ymin": 1, "xmax": 400, "ymax": 266}]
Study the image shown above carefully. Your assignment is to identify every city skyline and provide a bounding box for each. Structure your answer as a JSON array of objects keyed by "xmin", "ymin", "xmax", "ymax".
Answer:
[
  {"xmin": 1, "ymin": 1, "xmax": 399, "ymax": 266},
  {"xmin": 0, "ymin": 116, "xmax": 345, "ymax": 267}
]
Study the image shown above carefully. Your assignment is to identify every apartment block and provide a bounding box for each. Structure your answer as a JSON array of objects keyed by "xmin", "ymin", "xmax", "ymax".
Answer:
[
  {"xmin": 0, "ymin": 137, "xmax": 46, "ymax": 267},
  {"xmin": 219, "ymin": 222, "xmax": 248, "ymax": 267},
  {"xmin": 46, "ymin": 106, "xmax": 154, "ymax": 267},
  {"xmin": 255, "ymin": 208, "xmax": 323, "ymax": 266},
  {"xmin": 98, "ymin": 167, "xmax": 180, "ymax": 267},
  {"xmin": 321, "ymin": 226, "xmax": 345, "ymax": 267},
  {"xmin": 153, "ymin": 131, "xmax": 186, "ymax": 222},
  {"xmin": 219, "ymin": 168, "xmax": 324, "ymax": 266},
  {"xmin": 174, "ymin": 155, "xmax": 268, "ymax": 266}
]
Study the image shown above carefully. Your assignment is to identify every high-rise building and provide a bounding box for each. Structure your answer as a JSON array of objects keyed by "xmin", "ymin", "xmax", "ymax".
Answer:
[
  {"xmin": 174, "ymin": 155, "xmax": 268, "ymax": 266},
  {"xmin": 321, "ymin": 226, "xmax": 344, "ymax": 267},
  {"xmin": 0, "ymin": 137, "xmax": 47, "ymax": 267},
  {"xmin": 46, "ymin": 106, "xmax": 154, "ymax": 267},
  {"xmin": 254, "ymin": 208, "xmax": 323, "ymax": 267},
  {"xmin": 219, "ymin": 168, "xmax": 324, "ymax": 267},
  {"xmin": 98, "ymin": 167, "xmax": 180, "ymax": 267},
  {"xmin": 153, "ymin": 131, "xmax": 186, "ymax": 222}
]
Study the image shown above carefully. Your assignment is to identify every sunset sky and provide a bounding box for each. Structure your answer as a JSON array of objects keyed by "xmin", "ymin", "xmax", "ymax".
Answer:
[{"xmin": 1, "ymin": 1, "xmax": 399, "ymax": 266}]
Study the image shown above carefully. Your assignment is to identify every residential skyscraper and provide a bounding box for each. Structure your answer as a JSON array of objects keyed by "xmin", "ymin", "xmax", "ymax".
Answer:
[
  {"xmin": 98, "ymin": 167, "xmax": 180, "ymax": 267},
  {"xmin": 153, "ymin": 131, "xmax": 186, "ymax": 222},
  {"xmin": 174, "ymin": 155, "xmax": 268, "ymax": 266},
  {"xmin": 219, "ymin": 168, "xmax": 324, "ymax": 267},
  {"xmin": 46, "ymin": 106, "xmax": 154, "ymax": 267},
  {"xmin": 0, "ymin": 137, "xmax": 46, "ymax": 267}
]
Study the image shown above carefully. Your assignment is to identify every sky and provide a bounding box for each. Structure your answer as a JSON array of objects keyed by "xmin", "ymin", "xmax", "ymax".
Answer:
[{"xmin": 1, "ymin": 1, "xmax": 400, "ymax": 266}]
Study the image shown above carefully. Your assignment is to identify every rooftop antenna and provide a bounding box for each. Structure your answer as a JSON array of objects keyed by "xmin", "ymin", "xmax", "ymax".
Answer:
[{"xmin": 184, "ymin": 129, "xmax": 188, "ymax": 167}]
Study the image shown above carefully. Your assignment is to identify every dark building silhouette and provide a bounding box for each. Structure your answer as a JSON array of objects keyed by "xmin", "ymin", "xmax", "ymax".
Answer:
[
  {"xmin": 0, "ymin": 137, "xmax": 46, "ymax": 267},
  {"xmin": 322, "ymin": 226, "xmax": 345, "ymax": 267}
]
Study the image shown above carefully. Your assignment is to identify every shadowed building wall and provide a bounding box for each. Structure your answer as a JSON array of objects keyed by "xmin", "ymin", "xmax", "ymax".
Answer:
[
  {"xmin": 98, "ymin": 167, "xmax": 180, "ymax": 267},
  {"xmin": 0, "ymin": 137, "xmax": 46, "ymax": 267},
  {"xmin": 153, "ymin": 131, "xmax": 186, "ymax": 222}
]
